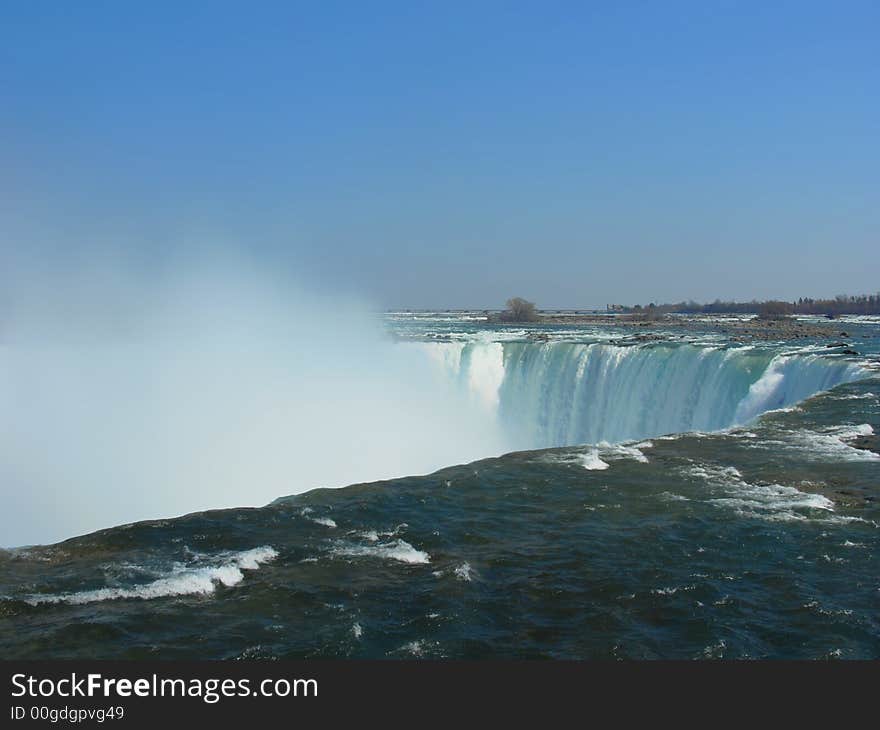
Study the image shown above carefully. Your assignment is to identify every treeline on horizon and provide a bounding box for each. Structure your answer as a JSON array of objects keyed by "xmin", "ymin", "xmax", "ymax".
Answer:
[{"xmin": 614, "ymin": 293, "xmax": 880, "ymax": 317}]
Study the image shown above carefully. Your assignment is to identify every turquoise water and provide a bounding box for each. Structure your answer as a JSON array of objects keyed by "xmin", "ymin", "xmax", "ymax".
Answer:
[
  {"xmin": 1, "ymin": 316, "xmax": 878, "ymax": 658},
  {"xmin": 400, "ymin": 315, "xmax": 870, "ymax": 446}
]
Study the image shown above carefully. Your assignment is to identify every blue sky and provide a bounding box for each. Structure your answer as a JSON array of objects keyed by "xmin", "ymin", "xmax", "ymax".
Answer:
[{"xmin": 2, "ymin": 1, "xmax": 878, "ymax": 308}]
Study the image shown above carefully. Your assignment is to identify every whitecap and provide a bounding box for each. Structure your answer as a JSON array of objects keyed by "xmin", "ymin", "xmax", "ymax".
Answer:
[
  {"xmin": 582, "ymin": 448, "xmax": 609, "ymax": 470},
  {"xmin": 832, "ymin": 392, "xmax": 875, "ymax": 401},
  {"xmin": 651, "ymin": 584, "xmax": 695, "ymax": 596},
  {"xmin": 353, "ymin": 524, "xmax": 406, "ymax": 542},
  {"xmin": 782, "ymin": 424, "xmax": 879, "ymax": 463},
  {"xmin": 597, "ymin": 441, "xmax": 651, "ymax": 463},
  {"xmin": 684, "ymin": 463, "xmax": 839, "ymax": 523},
  {"xmin": 24, "ymin": 546, "xmax": 278, "ymax": 605},
  {"xmin": 332, "ymin": 539, "xmax": 430, "ymax": 565}
]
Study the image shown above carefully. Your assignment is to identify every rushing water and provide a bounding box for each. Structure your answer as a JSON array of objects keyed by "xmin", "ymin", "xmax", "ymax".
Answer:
[
  {"xmin": 1, "ymin": 315, "xmax": 878, "ymax": 659},
  {"xmin": 420, "ymin": 338, "xmax": 864, "ymax": 447}
]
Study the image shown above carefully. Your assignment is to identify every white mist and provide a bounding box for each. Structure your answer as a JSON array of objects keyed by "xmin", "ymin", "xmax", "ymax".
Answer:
[{"xmin": 0, "ymin": 255, "xmax": 505, "ymax": 547}]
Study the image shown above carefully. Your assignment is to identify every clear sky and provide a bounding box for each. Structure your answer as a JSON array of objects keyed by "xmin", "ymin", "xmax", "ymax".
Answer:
[{"xmin": 2, "ymin": 1, "xmax": 878, "ymax": 309}]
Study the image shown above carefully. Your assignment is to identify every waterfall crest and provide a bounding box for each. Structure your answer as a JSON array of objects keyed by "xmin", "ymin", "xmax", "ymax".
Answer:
[{"xmin": 422, "ymin": 341, "xmax": 865, "ymax": 448}]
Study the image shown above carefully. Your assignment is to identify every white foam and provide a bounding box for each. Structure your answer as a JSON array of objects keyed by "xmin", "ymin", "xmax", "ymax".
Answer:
[
  {"xmin": 702, "ymin": 640, "xmax": 727, "ymax": 659},
  {"xmin": 453, "ymin": 562, "xmax": 473, "ymax": 582},
  {"xmin": 782, "ymin": 424, "xmax": 879, "ymax": 463},
  {"xmin": 836, "ymin": 423, "xmax": 874, "ymax": 439},
  {"xmin": 729, "ymin": 430, "xmax": 759, "ymax": 439},
  {"xmin": 353, "ymin": 524, "xmax": 406, "ymax": 542},
  {"xmin": 599, "ymin": 441, "xmax": 651, "ymax": 463},
  {"xmin": 735, "ymin": 356, "xmax": 790, "ymax": 423},
  {"xmin": 24, "ymin": 546, "xmax": 278, "ymax": 605},
  {"xmin": 652, "ymin": 584, "xmax": 695, "ymax": 596},
  {"xmin": 581, "ymin": 448, "xmax": 609, "ymax": 470},
  {"xmin": 685, "ymin": 464, "xmax": 839, "ymax": 523},
  {"xmin": 401, "ymin": 640, "xmax": 427, "ymax": 657},
  {"xmin": 332, "ymin": 539, "xmax": 430, "ymax": 565},
  {"xmin": 310, "ymin": 517, "xmax": 337, "ymax": 528}
]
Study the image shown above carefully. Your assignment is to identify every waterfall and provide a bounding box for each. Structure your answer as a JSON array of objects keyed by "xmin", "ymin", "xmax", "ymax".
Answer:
[{"xmin": 421, "ymin": 341, "xmax": 865, "ymax": 449}]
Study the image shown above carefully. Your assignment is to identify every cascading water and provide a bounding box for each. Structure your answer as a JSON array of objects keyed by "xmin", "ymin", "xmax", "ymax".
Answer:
[{"xmin": 420, "ymin": 341, "xmax": 865, "ymax": 449}]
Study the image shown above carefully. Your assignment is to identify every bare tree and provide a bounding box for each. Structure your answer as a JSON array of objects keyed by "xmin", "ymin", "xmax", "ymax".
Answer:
[
  {"xmin": 757, "ymin": 300, "xmax": 793, "ymax": 320},
  {"xmin": 501, "ymin": 297, "xmax": 538, "ymax": 322}
]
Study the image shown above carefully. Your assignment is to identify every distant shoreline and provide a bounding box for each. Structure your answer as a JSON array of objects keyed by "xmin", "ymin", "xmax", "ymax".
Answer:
[
  {"xmin": 386, "ymin": 309, "xmax": 872, "ymax": 342},
  {"xmin": 534, "ymin": 313, "xmax": 861, "ymax": 343},
  {"xmin": 389, "ymin": 310, "xmax": 872, "ymax": 344}
]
